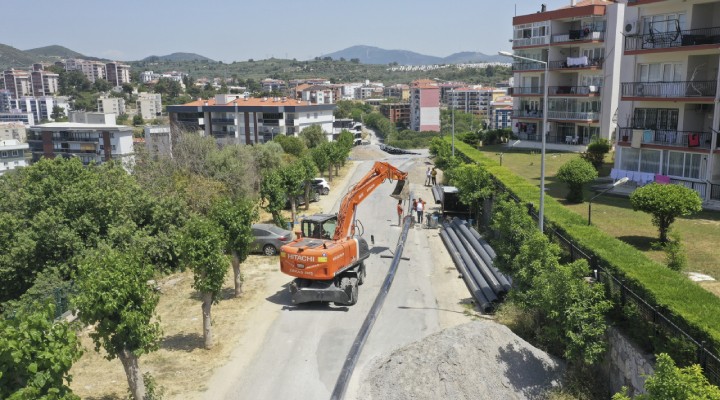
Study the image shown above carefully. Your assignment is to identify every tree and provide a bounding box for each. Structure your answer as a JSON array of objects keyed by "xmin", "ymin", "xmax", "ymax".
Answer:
[
  {"xmin": 133, "ymin": 114, "xmax": 144, "ymax": 126},
  {"xmin": 116, "ymin": 113, "xmax": 129, "ymax": 125},
  {"xmin": 327, "ymin": 142, "xmax": 346, "ymax": 177},
  {"xmin": 630, "ymin": 183, "xmax": 703, "ymax": 243},
  {"xmin": 447, "ymin": 163, "xmax": 494, "ymax": 224},
  {"xmin": 580, "ymin": 138, "xmax": 611, "ymax": 171},
  {"xmin": 92, "ymin": 79, "xmax": 112, "ymax": 92},
  {"xmin": 279, "ymin": 163, "xmax": 307, "ymax": 225},
  {"xmin": 180, "ymin": 215, "xmax": 229, "ymax": 350},
  {"xmin": 210, "ymin": 198, "xmax": 257, "ymax": 297},
  {"xmin": 274, "ymin": 135, "xmax": 306, "ymax": 158},
  {"xmin": 613, "ymin": 353, "xmax": 720, "ymax": 400},
  {"xmin": 556, "ymin": 158, "xmax": 598, "ymax": 203},
  {"xmin": 50, "ymin": 105, "xmax": 67, "ymax": 122},
  {"xmin": 73, "ymin": 244, "xmax": 162, "ymax": 400},
  {"xmin": 298, "ymin": 155, "xmax": 319, "ymax": 211},
  {"xmin": 0, "ymin": 303, "xmax": 82, "ymax": 400},
  {"xmin": 260, "ymin": 170, "xmax": 287, "ymax": 227},
  {"xmin": 299, "ymin": 125, "xmax": 327, "ymax": 148},
  {"xmin": 310, "ymin": 146, "xmax": 329, "ymax": 178},
  {"xmin": 337, "ymin": 129, "xmax": 355, "ymax": 151}
]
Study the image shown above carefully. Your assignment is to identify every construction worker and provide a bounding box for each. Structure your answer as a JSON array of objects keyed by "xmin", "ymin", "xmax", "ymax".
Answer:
[
  {"xmin": 416, "ymin": 198, "xmax": 425, "ymax": 226},
  {"xmin": 425, "ymin": 166, "xmax": 432, "ymax": 186},
  {"xmin": 396, "ymin": 200, "xmax": 403, "ymax": 226},
  {"xmin": 431, "ymin": 167, "xmax": 438, "ymax": 185}
]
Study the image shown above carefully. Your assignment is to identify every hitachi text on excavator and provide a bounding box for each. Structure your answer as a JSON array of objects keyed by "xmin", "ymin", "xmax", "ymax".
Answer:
[{"xmin": 279, "ymin": 161, "xmax": 408, "ymax": 306}]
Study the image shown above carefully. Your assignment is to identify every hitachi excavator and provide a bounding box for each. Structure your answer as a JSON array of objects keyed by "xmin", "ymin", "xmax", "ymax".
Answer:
[{"xmin": 279, "ymin": 161, "xmax": 408, "ymax": 306}]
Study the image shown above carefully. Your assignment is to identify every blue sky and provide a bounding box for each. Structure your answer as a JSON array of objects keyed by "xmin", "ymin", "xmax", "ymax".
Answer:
[{"xmin": 1, "ymin": 0, "xmax": 571, "ymax": 62}]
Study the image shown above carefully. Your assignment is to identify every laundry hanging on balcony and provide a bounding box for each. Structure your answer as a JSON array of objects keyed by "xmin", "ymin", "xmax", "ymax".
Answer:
[
  {"xmin": 566, "ymin": 56, "xmax": 589, "ymax": 67},
  {"xmin": 688, "ymin": 133, "xmax": 700, "ymax": 147}
]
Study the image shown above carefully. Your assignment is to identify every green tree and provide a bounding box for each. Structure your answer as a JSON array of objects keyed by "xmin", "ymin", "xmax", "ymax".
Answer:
[
  {"xmin": 299, "ymin": 125, "xmax": 328, "ymax": 148},
  {"xmin": 180, "ymin": 215, "xmax": 229, "ymax": 350},
  {"xmin": 92, "ymin": 79, "xmax": 112, "ymax": 92},
  {"xmin": 260, "ymin": 170, "xmax": 286, "ymax": 227},
  {"xmin": 298, "ymin": 155, "xmax": 319, "ymax": 211},
  {"xmin": 0, "ymin": 303, "xmax": 82, "ymax": 400},
  {"xmin": 310, "ymin": 146, "xmax": 329, "ymax": 178},
  {"xmin": 556, "ymin": 158, "xmax": 598, "ymax": 203},
  {"xmin": 447, "ymin": 163, "xmax": 494, "ymax": 225},
  {"xmin": 116, "ymin": 113, "xmax": 129, "ymax": 125},
  {"xmin": 630, "ymin": 183, "xmax": 703, "ymax": 243},
  {"xmin": 280, "ymin": 162, "xmax": 307, "ymax": 225},
  {"xmin": 73, "ymin": 244, "xmax": 162, "ymax": 400},
  {"xmin": 133, "ymin": 114, "xmax": 144, "ymax": 126},
  {"xmin": 50, "ymin": 105, "xmax": 67, "ymax": 122},
  {"xmin": 209, "ymin": 198, "xmax": 257, "ymax": 297},
  {"xmin": 337, "ymin": 129, "xmax": 355, "ymax": 151},
  {"xmin": 274, "ymin": 135, "xmax": 306, "ymax": 158},
  {"xmin": 327, "ymin": 142, "xmax": 347, "ymax": 177},
  {"xmin": 613, "ymin": 353, "xmax": 720, "ymax": 400},
  {"xmin": 580, "ymin": 138, "xmax": 611, "ymax": 171}
]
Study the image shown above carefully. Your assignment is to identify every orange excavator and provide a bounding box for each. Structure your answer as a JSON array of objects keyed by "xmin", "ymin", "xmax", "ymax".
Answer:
[{"xmin": 279, "ymin": 161, "xmax": 408, "ymax": 306}]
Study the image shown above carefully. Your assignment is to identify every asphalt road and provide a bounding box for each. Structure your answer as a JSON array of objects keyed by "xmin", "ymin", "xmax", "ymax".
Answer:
[{"xmin": 216, "ymin": 151, "xmax": 461, "ymax": 400}]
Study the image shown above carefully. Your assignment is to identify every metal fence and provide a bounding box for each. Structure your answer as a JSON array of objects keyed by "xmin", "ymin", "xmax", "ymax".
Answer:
[{"xmin": 455, "ymin": 150, "xmax": 720, "ymax": 385}]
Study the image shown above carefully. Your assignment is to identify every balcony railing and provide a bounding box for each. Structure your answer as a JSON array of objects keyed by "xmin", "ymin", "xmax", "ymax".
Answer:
[
  {"xmin": 511, "ymin": 62, "xmax": 546, "ymax": 71},
  {"xmin": 551, "ymin": 30, "xmax": 605, "ymax": 43},
  {"xmin": 548, "ymin": 86, "xmax": 601, "ymax": 95},
  {"xmin": 512, "ymin": 109, "xmax": 544, "ymax": 118},
  {"xmin": 211, "ymin": 118, "xmax": 235, "ymax": 124},
  {"xmin": 711, "ymin": 183, "xmax": 720, "ymax": 201},
  {"xmin": 508, "ymin": 87, "xmax": 543, "ymax": 95},
  {"xmin": 549, "ymin": 57, "xmax": 603, "ymax": 70},
  {"xmin": 621, "ymin": 81, "xmax": 717, "ymax": 98},
  {"xmin": 513, "ymin": 36, "xmax": 549, "ymax": 47},
  {"xmin": 618, "ymin": 128, "xmax": 714, "ymax": 149},
  {"xmin": 625, "ymin": 26, "xmax": 720, "ymax": 51},
  {"xmin": 547, "ymin": 110, "xmax": 599, "ymax": 120},
  {"xmin": 671, "ymin": 178, "xmax": 707, "ymax": 198}
]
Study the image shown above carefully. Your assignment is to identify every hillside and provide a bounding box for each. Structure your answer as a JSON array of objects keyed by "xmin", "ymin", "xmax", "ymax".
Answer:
[
  {"xmin": 142, "ymin": 52, "xmax": 214, "ymax": 62},
  {"xmin": 0, "ymin": 43, "xmax": 39, "ymax": 69},
  {"xmin": 321, "ymin": 45, "xmax": 507, "ymax": 65},
  {"xmin": 25, "ymin": 45, "xmax": 86, "ymax": 60}
]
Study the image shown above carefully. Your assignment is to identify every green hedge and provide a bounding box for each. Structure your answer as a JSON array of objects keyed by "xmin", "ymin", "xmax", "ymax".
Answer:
[{"xmin": 450, "ymin": 138, "xmax": 720, "ymax": 348}]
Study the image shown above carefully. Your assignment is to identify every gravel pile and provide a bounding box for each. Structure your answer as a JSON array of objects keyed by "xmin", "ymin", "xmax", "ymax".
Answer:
[{"xmin": 358, "ymin": 321, "xmax": 565, "ymax": 400}]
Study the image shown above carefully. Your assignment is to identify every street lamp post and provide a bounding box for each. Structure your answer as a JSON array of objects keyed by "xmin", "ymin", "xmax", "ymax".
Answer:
[
  {"xmin": 499, "ymin": 50, "xmax": 549, "ymax": 232},
  {"xmin": 588, "ymin": 177, "xmax": 630, "ymax": 225}
]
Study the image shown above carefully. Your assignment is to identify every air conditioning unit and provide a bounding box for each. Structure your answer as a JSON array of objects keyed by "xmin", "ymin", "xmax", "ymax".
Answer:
[{"xmin": 624, "ymin": 21, "xmax": 639, "ymax": 35}]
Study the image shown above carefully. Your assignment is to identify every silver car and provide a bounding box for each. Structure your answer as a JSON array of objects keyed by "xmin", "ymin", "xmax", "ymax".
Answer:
[{"xmin": 251, "ymin": 223, "xmax": 293, "ymax": 256}]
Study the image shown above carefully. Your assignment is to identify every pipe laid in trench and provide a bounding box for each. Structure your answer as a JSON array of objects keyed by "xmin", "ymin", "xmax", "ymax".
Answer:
[
  {"xmin": 440, "ymin": 229, "xmax": 493, "ymax": 313},
  {"xmin": 444, "ymin": 223, "xmax": 498, "ymax": 303},
  {"xmin": 452, "ymin": 220, "xmax": 511, "ymax": 293}
]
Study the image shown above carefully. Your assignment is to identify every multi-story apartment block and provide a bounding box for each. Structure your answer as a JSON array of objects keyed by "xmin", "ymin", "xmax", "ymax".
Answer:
[
  {"xmin": 3, "ymin": 70, "xmax": 32, "ymax": 98},
  {"xmin": 380, "ymin": 103, "xmax": 411, "ymax": 127},
  {"xmin": 0, "ymin": 140, "xmax": 29, "ymax": 175},
  {"xmin": 97, "ymin": 96, "xmax": 126, "ymax": 116},
  {"xmin": 509, "ymin": 0, "xmax": 624, "ymax": 145},
  {"xmin": 614, "ymin": 0, "xmax": 720, "ymax": 203},
  {"xmin": 410, "ymin": 79, "xmax": 440, "ymax": 132},
  {"xmin": 299, "ymin": 85, "xmax": 335, "ymax": 104},
  {"xmin": 490, "ymin": 95, "xmax": 514, "ymax": 130},
  {"xmin": 0, "ymin": 122, "xmax": 27, "ymax": 142},
  {"xmin": 167, "ymin": 94, "xmax": 336, "ymax": 145},
  {"xmin": 10, "ymin": 96, "xmax": 69, "ymax": 123},
  {"xmin": 136, "ymin": 93, "xmax": 163, "ymax": 119},
  {"xmin": 140, "ymin": 71, "xmax": 155, "ymax": 83},
  {"xmin": 446, "ymin": 87, "xmax": 507, "ymax": 122},
  {"xmin": 30, "ymin": 65, "xmax": 59, "ymax": 97},
  {"xmin": 260, "ymin": 79, "xmax": 287, "ymax": 93},
  {"xmin": 355, "ymin": 85, "xmax": 384, "ymax": 100},
  {"xmin": 383, "ymin": 84, "xmax": 410, "ymax": 100},
  {"xmin": 0, "ymin": 90, "xmax": 11, "ymax": 112},
  {"xmin": 0, "ymin": 111, "xmax": 34, "ymax": 125},
  {"xmin": 26, "ymin": 112, "xmax": 133, "ymax": 166},
  {"xmin": 106, "ymin": 62, "xmax": 131, "ymax": 87}
]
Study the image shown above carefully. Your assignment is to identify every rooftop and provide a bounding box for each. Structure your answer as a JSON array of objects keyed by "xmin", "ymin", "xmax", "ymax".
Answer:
[{"xmin": 31, "ymin": 122, "xmax": 133, "ymax": 131}]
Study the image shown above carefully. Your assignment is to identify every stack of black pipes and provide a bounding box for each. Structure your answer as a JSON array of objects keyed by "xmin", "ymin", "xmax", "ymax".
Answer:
[{"xmin": 439, "ymin": 218, "xmax": 511, "ymax": 313}]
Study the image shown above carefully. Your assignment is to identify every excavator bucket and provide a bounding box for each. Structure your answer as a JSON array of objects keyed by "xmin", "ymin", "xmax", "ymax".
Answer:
[{"xmin": 390, "ymin": 179, "xmax": 407, "ymax": 200}]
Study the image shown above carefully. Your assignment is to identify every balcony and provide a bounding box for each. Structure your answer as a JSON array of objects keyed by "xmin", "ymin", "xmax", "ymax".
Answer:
[
  {"xmin": 508, "ymin": 87, "xmax": 543, "ymax": 96},
  {"xmin": 551, "ymin": 30, "xmax": 605, "ymax": 44},
  {"xmin": 548, "ymin": 86, "xmax": 601, "ymax": 96},
  {"xmin": 621, "ymin": 81, "xmax": 716, "ymax": 99},
  {"xmin": 618, "ymin": 128, "xmax": 715, "ymax": 149},
  {"xmin": 513, "ymin": 36, "xmax": 549, "ymax": 48},
  {"xmin": 625, "ymin": 26, "xmax": 720, "ymax": 52},
  {"xmin": 549, "ymin": 57, "xmax": 603, "ymax": 70},
  {"xmin": 511, "ymin": 61, "xmax": 546, "ymax": 72},
  {"xmin": 547, "ymin": 110, "xmax": 599, "ymax": 120},
  {"xmin": 211, "ymin": 118, "xmax": 235, "ymax": 124},
  {"xmin": 512, "ymin": 109, "xmax": 544, "ymax": 119}
]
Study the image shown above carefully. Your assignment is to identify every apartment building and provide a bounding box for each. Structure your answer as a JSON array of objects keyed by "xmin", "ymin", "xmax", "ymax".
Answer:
[
  {"xmin": 105, "ymin": 62, "xmax": 131, "ymax": 87},
  {"xmin": 260, "ymin": 79, "xmax": 287, "ymax": 93},
  {"xmin": 380, "ymin": 103, "xmax": 411, "ymax": 127},
  {"xmin": 614, "ymin": 0, "xmax": 720, "ymax": 202},
  {"xmin": 0, "ymin": 111, "xmax": 34, "ymax": 125},
  {"xmin": 30, "ymin": 64, "xmax": 59, "ymax": 97},
  {"xmin": 136, "ymin": 93, "xmax": 162, "ymax": 119},
  {"xmin": 383, "ymin": 84, "xmax": 410, "ymax": 100},
  {"xmin": 10, "ymin": 96, "xmax": 70, "ymax": 123},
  {"xmin": 3, "ymin": 70, "xmax": 32, "ymax": 98},
  {"xmin": 509, "ymin": 0, "xmax": 624, "ymax": 145},
  {"xmin": 447, "ymin": 86, "xmax": 507, "ymax": 123},
  {"xmin": 490, "ymin": 95, "xmax": 514, "ymax": 130},
  {"xmin": 299, "ymin": 85, "xmax": 335, "ymax": 104},
  {"xmin": 26, "ymin": 112, "xmax": 133, "ymax": 165},
  {"xmin": 0, "ymin": 122, "xmax": 27, "ymax": 142},
  {"xmin": 97, "ymin": 96, "xmax": 126, "ymax": 116},
  {"xmin": 167, "ymin": 94, "xmax": 336, "ymax": 145},
  {"xmin": 0, "ymin": 140, "xmax": 29, "ymax": 175},
  {"xmin": 410, "ymin": 79, "xmax": 440, "ymax": 132}
]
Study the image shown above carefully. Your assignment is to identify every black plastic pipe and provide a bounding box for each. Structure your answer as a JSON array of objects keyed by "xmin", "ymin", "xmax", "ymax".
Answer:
[
  {"xmin": 452, "ymin": 220, "xmax": 511, "ymax": 293},
  {"xmin": 440, "ymin": 229, "xmax": 493, "ymax": 313},
  {"xmin": 444, "ymin": 224, "xmax": 498, "ymax": 303},
  {"xmin": 454, "ymin": 225, "xmax": 506, "ymax": 296}
]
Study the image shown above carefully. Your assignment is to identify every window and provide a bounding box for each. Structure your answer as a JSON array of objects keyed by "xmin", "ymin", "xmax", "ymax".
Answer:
[
  {"xmin": 637, "ymin": 63, "xmax": 682, "ymax": 82},
  {"xmin": 112, "ymin": 145, "xmax": 116, "ymax": 151},
  {"xmin": 642, "ymin": 13, "xmax": 686, "ymax": 35},
  {"xmin": 0, "ymin": 151, "xmax": 6, "ymax": 157},
  {"xmin": 620, "ymin": 148, "xmax": 660, "ymax": 173},
  {"xmin": 665, "ymin": 151, "xmax": 702, "ymax": 179},
  {"xmin": 632, "ymin": 108, "xmax": 678, "ymax": 129},
  {"xmin": 11, "ymin": 150, "xmax": 18, "ymax": 156}
]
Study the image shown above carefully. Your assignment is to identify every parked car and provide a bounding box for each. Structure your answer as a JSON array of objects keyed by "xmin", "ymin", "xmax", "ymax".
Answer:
[
  {"xmin": 251, "ymin": 223, "xmax": 293, "ymax": 256},
  {"xmin": 284, "ymin": 189, "xmax": 320, "ymax": 209},
  {"xmin": 312, "ymin": 178, "xmax": 330, "ymax": 195}
]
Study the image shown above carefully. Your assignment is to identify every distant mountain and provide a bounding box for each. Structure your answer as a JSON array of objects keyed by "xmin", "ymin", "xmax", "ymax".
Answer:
[
  {"xmin": 25, "ymin": 45, "xmax": 86, "ymax": 59},
  {"xmin": 0, "ymin": 43, "xmax": 39, "ymax": 69},
  {"xmin": 141, "ymin": 52, "xmax": 214, "ymax": 62},
  {"xmin": 321, "ymin": 45, "xmax": 506, "ymax": 65}
]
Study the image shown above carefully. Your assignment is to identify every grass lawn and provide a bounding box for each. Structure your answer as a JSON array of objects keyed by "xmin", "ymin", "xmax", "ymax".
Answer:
[{"xmin": 475, "ymin": 144, "xmax": 720, "ymax": 281}]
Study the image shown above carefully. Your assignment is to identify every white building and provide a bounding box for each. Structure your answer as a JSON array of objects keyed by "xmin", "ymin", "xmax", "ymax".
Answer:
[
  {"xmin": 614, "ymin": 0, "xmax": 720, "ymax": 203},
  {"xmin": 0, "ymin": 122, "xmax": 27, "ymax": 142},
  {"xmin": 27, "ymin": 112, "xmax": 134, "ymax": 166},
  {"xmin": 0, "ymin": 111, "xmax": 34, "ymax": 125},
  {"xmin": 9, "ymin": 96, "xmax": 70, "ymax": 123},
  {"xmin": 140, "ymin": 71, "xmax": 156, "ymax": 83},
  {"xmin": 0, "ymin": 139, "xmax": 29, "ymax": 175},
  {"xmin": 97, "ymin": 96, "xmax": 126, "ymax": 116},
  {"xmin": 136, "ymin": 93, "xmax": 162, "ymax": 120},
  {"xmin": 144, "ymin": 125, "xmax": 173, "ymax": 156}
]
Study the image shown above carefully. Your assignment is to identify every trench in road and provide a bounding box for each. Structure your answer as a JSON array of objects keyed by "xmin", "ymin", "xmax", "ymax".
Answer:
[{"xmin": 219, "ymin": 154, "xmax": 443, "ymax": 400}]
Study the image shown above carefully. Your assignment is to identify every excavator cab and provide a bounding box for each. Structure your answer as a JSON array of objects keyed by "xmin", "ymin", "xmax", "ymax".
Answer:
[{"xmin": 300, "ymin": 214, "xmax": 337, "ymax": 240}]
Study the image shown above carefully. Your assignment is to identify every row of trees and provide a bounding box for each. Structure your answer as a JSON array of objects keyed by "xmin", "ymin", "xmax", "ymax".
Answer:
[{"xmin": 0, "ymin": 125, "xmax": 353, "ymax": 398}]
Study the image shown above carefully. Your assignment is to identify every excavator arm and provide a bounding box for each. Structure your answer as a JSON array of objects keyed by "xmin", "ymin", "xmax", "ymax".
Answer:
[{"xmin": 333, "ymin": 161, "xmax": 408, "ymax": 240}]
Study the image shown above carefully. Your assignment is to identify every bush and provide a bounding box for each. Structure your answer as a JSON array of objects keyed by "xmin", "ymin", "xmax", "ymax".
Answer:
[
  {"xmin": 652, "ymin": 231, "xmax": 687, "ymax": 271},
  {"xmin": 581, "ymin": 138, "xmax": 611, "ymax": 170},
  {"xmin": 556, "ymin": 158, "xmax": 598, "ymax": 203},
  {"xmin": 630, "ymin": 183, "xmax": 703, "ymax": 243}
]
